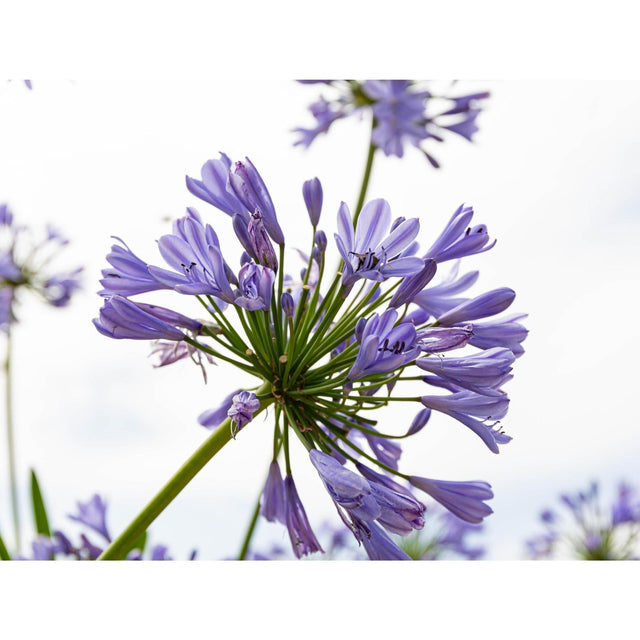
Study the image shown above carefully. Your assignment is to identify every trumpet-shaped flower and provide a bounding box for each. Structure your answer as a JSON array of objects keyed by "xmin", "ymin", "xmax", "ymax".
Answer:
[
  {"xmin": 348, "ymin": 308, "xmax": 420, "ymax": 380},
  {"xmin": 335, "ymin": 199, "xmax": 423, "ymax": 288}
]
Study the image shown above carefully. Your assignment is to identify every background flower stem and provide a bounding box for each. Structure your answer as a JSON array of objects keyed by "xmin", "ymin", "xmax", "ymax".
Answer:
[
  {"xmin": 353, "ymin": 118, "xmax": 377, "ymax": 226},
  {"xmin": 4, "ymin": 328, "xmax": 20, "ymax": 553},
  {"xmin": 237, "ymin": 487, "xmax": 263, "ymax": 560},
  {"xmin": 98, "ymin": 381, "xmax": 273, "ymax": 560}
]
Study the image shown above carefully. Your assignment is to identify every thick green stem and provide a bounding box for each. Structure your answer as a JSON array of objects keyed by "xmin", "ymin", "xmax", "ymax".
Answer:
[
  {"xmin": 98, "ymin": 381, "xmax": 273, "ymax": 560},
  {"xmin": 4, "ymin": 329, "xmax": 20, "ymax": 553},
  {"xmin": 353, "ymin": 119, "xmax": 377, "ymax": 227}
]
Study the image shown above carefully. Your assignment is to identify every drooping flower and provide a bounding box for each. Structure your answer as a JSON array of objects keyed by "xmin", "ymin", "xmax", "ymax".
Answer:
[
  {"xmin": 420, "ymin": 391, "xmax": 511, "ymax": 453},
  {"xmin": 283, "ymin": 475, "xmax": 323, "ymax": 558},
  {"xmin": 260, "ymin": 461, "xmax": 286, "ymax": 524}
]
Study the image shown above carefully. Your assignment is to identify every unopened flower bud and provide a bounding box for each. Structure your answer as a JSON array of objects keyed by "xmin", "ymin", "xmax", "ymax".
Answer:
[
  {"xmin": 303, "ymin": 177, "xmax": 323, "ymax": 226},
  {"xmin": 281, "ymin": 292, "xmax": 295, "ymax": 318},
  {"xmin": 248, "ymin": 210, "xmax": 278, "ymax": 272},
  {"xmin": 314, "ymin": 230, "xmax": 327, "ymax": 252}
]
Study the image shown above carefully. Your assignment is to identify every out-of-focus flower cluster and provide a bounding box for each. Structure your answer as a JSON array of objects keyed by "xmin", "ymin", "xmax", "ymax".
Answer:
[
  {"xmin": 0, "ymin": 204, "xmax": 82, "ymax": 332},
  {"xmin": 526, "ymin": 481, "xmax": 640, "ymax": 560},
  {"xmin": 294, "ymin": 80, "xmax": 489, "ymax": 166},
  {"xmin": 13, "ymin": 494, "xmax": 195, "ymax": 561}
]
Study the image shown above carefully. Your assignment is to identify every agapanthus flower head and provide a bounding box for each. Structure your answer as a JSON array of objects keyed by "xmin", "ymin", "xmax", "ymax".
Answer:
[
  {"xmin": 96, "ymin": 149, "xmax": 525, "ymax": 561},
  {"xmin": 526, "ymin": 480, "xmax": 640, "ymax": 560},
  {"xmin": 294, "ymin": 80, "xmax": 490, "ymax": 166},
  {"xmin": 0, "ymin": 204, "xmax": 82, "ymax": 331}
]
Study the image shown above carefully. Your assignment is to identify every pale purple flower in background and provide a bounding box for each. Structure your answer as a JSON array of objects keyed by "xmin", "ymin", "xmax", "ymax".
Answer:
[
  {"xmin": 0, "ymin": 204, "xmax": 82, "ymax": 330},
  {"xmin": 16, "ymin": 493, "xmax": 196, "ymax": 561},
  {"xmin": 68, "ymin": 494, "xmax": 111, "ymax": 542},
  {"xmin": 526, "ymin": 480, "xmax": 640, "ymax": 560},
  {"xmin": 294, "ymin": 80, "xmax": 490, "ymax": 166}
]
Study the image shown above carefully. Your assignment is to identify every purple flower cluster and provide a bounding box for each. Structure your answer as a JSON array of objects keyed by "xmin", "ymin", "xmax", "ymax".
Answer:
[
  {"xmin": 526, "ymin": 480, "xmax": 640, "ymax": 560},
  {"xmin": 14, "ymin": 494, "xmax": 195, "ymax": 561},
  {"xmin": 96, "ymin": 145, "xmax": 525, "ymax": 561},
  {"xmin": 294, "ymin": 80, "xmax": 490, "ymax": 165},
  {"xmin": 0, "ymin": 204, "xmax": 82, "ymax": 332}
]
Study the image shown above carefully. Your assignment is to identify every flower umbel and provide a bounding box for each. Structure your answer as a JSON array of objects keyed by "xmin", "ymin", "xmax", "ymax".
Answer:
[{"xmin": 95, "ymin": 149, "xmax": 525, "ymax": 561}]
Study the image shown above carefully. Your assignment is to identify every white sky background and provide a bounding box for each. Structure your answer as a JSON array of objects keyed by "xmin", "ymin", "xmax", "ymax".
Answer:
[{"xmin": 0, "ymin": 78, "xmax": 639, "ymax": 563}]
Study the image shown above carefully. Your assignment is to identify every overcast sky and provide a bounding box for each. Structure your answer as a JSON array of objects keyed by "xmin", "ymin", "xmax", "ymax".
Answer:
[{"xmin": 1, "ymin": 78, "xmax": 639, "ymax": 561}]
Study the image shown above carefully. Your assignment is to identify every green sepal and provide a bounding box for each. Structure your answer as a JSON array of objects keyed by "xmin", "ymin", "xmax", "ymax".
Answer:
[{"xmin": 30, "ymin": 469, "xmax": 51, "ymax": 537}]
